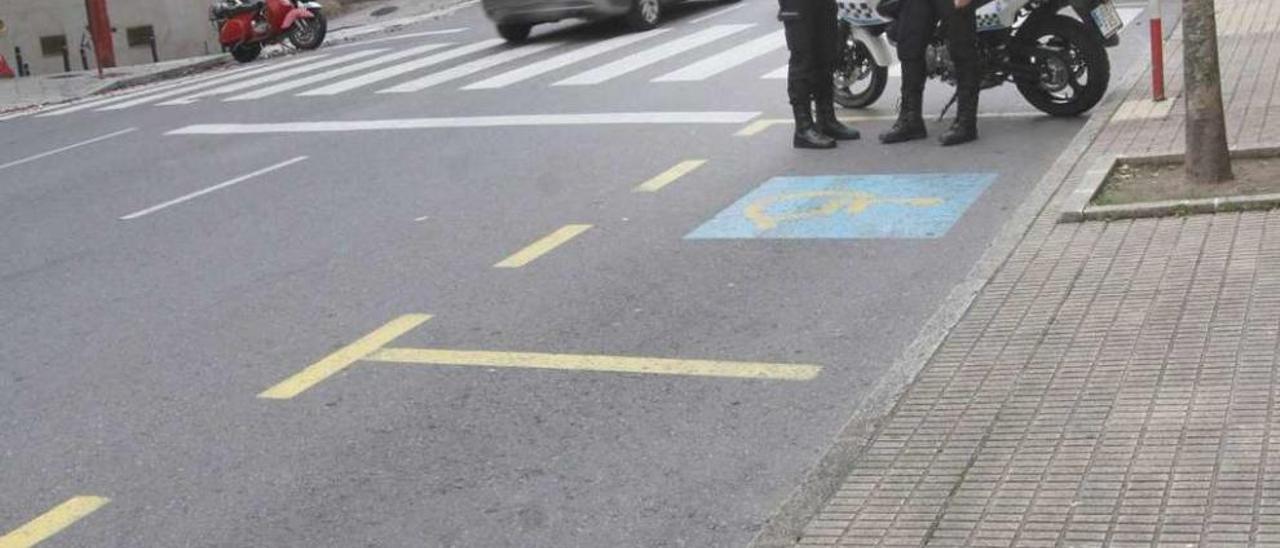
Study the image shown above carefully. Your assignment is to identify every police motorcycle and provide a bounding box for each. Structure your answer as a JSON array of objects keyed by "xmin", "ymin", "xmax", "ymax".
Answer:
[{"xmin": 833, "ymin": 0, "xmax": 1126, "ymax": 117}]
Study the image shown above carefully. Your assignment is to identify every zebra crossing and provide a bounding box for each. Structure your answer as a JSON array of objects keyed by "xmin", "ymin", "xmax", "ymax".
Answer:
[
  {"xmin": 38, "ymin": 23, "xmax": 798, "ymax": 117},
  {"xmin": 34, "ymin": 5, "xmax": 1147, "ymax": 118}
]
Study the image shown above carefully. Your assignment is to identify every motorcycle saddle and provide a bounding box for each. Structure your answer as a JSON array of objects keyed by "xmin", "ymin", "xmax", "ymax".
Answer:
[{"xmin": 212, "ymin": 0, "xmax": 264, "ymax": 17}]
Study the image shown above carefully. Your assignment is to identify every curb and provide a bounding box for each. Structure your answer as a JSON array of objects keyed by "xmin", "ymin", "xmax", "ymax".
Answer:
[
  {"xmin": 96, "ymin": 54, "xmax": 231, "ymax": 95},
  {"xmin": 1061, "ymin": 143, "xmax": 1280, "ymax": 222},
  {"xmin": 745, "ymin": 23, "xmax": 1159, "ymax": 548}
]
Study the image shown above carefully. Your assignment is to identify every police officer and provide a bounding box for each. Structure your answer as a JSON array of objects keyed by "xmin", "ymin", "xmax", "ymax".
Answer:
[
  {"xmin": 879, "ymin": 0, "xmax": 982, "ymax": 146},
  {"xmin": 779, "ymin": 0, "xmax": 861, "ymax": 149}
]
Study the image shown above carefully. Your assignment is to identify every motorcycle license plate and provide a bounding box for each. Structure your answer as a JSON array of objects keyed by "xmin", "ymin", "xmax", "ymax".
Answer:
[{"xmin": 1091, "ymin": 1, "xmax": 1124, "ymax": 39}]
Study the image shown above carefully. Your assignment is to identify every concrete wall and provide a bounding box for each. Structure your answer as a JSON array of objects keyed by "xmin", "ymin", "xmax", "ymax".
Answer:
[{"xmin": 0, "ymin": 0, "xmax": 219, "ymax": 76}]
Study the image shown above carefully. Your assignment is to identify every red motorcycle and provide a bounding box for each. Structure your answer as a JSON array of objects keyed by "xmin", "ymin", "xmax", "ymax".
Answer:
[{"xmin": 210, "ymin": 0, "xmax": 327, "ymax": 63}]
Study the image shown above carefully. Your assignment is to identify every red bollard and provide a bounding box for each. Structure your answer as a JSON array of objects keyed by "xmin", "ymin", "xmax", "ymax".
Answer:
[
  {"xmin": 84, "ymin": 0, "xmax": 116, "ymax": 74},
  {"xmin": 1150, "ymin": 0, "xmax": 1166, "ymax": 101}
]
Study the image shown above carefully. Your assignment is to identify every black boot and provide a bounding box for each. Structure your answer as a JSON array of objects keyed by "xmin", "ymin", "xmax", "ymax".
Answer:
[
  {"xmin": 815, "ymin": 101, "xmax": 860, "ymax": 141},
  {"xmin": 939, "ymin": 86, "xmax": 978, "ymax": 146},
  {"xmin": 793, "ymin": 102, "xmax": 836, "ymax": 149},
  {"xmin": 878, "ymin": 93, "xmax": 926, "ymax": 144}
]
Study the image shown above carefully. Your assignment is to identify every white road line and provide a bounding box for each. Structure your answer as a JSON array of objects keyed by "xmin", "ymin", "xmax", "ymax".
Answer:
[
  {"xmin": 38, "ymin": 64, "xmax": 267, "ymax": 116},
  {"xmin": 0, "ymin": 128, "xmax": 137, "ymax": 171},
  {"xmin": 298, "ymin": 39, "xmax": 503, "ymax": 95},
  {"xmin": 554, "ymin": 24, "xmax": 753, "ymax": 86},
  {"xmin": 159, "ymin": 49, "xmax": 387, "ymax": 105},
  {"xmin": 1118, "ymin": 7, "xmax": 1144, "ymax": 25},
  {"xmin": 166, "ymin": 112, "xmax": 762, "ymax": 134},
  {"xmin": 119, "ymin": 156, "xmax": 308, "ymax": 220},
  {"xmin": 464, "ymin": 30, "xmax": 667, "ymax": 90},
  {"xmin": 327, "ymin": 28, "xmax": 469, "ymax": 49},
  {"xmin": 688, "ymin": 3, "xmax": 746, "ymax": 24},
  {"xmin": 655, "ymin": 30, "xmax": 784, "ymax": 82},
  {"xmin": 378, "ymin": 43, "xmax": 559, "ymax": 93},
  {"xmin": 96, "ymin": 55, "xmax": 331, "ymax": 111},
  {"xmin": 762, "ymin": 64, "xmax": 788, "ymax": 79},
  {"xmin": 225, "ymin": 43, "xmax": 451, "ymax": 101}
]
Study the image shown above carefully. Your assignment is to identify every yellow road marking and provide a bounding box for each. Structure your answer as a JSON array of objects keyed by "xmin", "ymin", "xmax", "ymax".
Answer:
[
  {"xmin": 633, "ymin": 159, "xmax": 707, "ymax": 192},
  {"xmin": 367, "ymin": 347, "xmax": 821, "ymax": 381},
  {"xmin": 258, "ymin": 314, "xmax": 431, "ymax": 400},
  {"xmin": 494, "ymin": 224, "xmax": 592, "ymax": 268},
  {"xmin": 735, "ymin": 119, "xmax": 784, "ymax": 137},
  {"xmin": 0, "ymin": 496, "xmax": 109, "ymax": 548}
]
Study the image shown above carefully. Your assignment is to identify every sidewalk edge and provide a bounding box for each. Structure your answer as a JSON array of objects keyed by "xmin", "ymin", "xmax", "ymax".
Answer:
[
  {"xmin": 96, "ymin": 55, "xmax": 231, "ymax": 95},
  {"xmin": 746, "ymin": 42, "xmax": 1148, "ymax": 548}
]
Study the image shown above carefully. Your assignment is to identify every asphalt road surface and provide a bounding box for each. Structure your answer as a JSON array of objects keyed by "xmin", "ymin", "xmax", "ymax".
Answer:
[{"xmin": 0, "ymin": 1, "xmax": 1163, "ymax": 546}]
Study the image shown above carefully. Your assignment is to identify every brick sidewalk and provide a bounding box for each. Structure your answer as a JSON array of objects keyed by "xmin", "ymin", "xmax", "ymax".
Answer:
[{"xmin": 795, "ymin": 0, "xmax": 1280, "ymax": 546}]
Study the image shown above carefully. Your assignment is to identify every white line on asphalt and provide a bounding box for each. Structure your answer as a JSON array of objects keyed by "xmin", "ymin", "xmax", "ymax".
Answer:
[
  {"xmin": 95, "ymin": 55, "xmax": 333, "ymax": 112},
  {"xmin": 166, "ymin": 112, "xmax": 762, "ymax": 134},
  {"xmin": 688, "ymin": 3, "xmax": 746, "ymax": 24},
  {"xmin": 37, "ymin": 64, "xmax": 269, "ymax": 116},
  {"xmin": 654, "ymin": 30, "xmax": 785, "ymax": 82},
  {"xmin": 159, "ymin": 49, "xmax": 388, "ymax": 105},
  {"xmin": 119, "ymin": 156, "xmax": 308, "ymax": 220},
  {"xmin": 0, "ymin": 128, "xmax": 137, "ymax": 171},
  {"xmin": 379, "ymin": 42, "xmax": 560, "ymax": 93},
  {"xmin": 225, "ymin": 43, "xmax": 452, "ymax": 101},
  {"xmin": 327, "ymin": 28, "xmax": 470, "ymax": 49},
  {"xmin": 298, "ymin": 39, "xmax": 503, "ymax": 95},
  {"xmin": 1117, "ymin": 7, "xmax": 1144, "ymax": 25},
  {"xmin": 554, "ymin": 24, "xmax": 753, "ymax": 86},
  {"xmin": 464, "ymin": 30, "xmax": 668, "ymax": 90}
]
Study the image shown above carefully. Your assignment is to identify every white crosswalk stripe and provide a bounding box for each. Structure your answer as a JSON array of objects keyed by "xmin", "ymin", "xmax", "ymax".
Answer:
[
  {"xmin": 39, "ymin": 63, "xmax": 269, "ymax": 116},
  {"xmin": 554, "ymin": 24, "xmax": 754, "ymax": 86},
  {"xmin": 159, "ymin": 49, "xmax": 389, "ymax": 105},
  {"xmin": 298, "ymin": 39, "xmax": 504, "ymax": 96},
  {"xmin": 464, "ymin": 30, "xmax": 668, "ymax": 90},
  {"xmin": 379, "ymin": 42, "xmax": 560, "ymax": 93},
  {"xmin": 655, "ymin": 30, "xmax": 785, "ymax": 82},
  {"xmin": 224, "ymin": 43, "xmax": 452, "ymax": 101},
  {"xmin": 762, "ymin": 64, "xmax": 788, "ymax": 80},
  {"xmin": 95, "ymin": 54, "xmax": 334, "ymax": 112}
]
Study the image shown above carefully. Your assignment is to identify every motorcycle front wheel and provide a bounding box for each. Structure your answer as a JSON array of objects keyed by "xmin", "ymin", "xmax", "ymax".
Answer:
[
  {"xmin": 231, "ymin": 42, "xmax": 262, "ymax": 63},
  {"xmin": 289, "ymin": 11, "xmax": 328, "ymax": 50},
  {"xmin": 1013, "ymin": 15, "xmax": 1110, "ymax": 117},
  {"xmin": 834, "ymin": 35, "xmax": 888, "ymax": 109}
]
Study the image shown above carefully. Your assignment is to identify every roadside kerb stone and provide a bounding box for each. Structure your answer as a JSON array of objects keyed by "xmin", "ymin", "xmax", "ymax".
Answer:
[{"xmin": 1062, "ymin": 144, "xmax": 1280, "ymax": 222}]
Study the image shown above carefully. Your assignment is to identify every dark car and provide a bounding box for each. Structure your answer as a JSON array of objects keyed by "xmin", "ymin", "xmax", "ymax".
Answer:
[{"xmin": 482, "ymin": 0, "xmax": 731, "ymax": 42}]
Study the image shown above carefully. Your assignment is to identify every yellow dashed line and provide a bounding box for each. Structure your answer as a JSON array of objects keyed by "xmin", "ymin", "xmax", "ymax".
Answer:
[
  {"xmin": 634, "ymin": 159, "xmax": 707, "ymax": 192},
  {"xmin": 0, "ymin": 496, "xmax": 110, "ymax": 548},
  {"xmin": 494, "ymin": 224, "xmax": 592, "ymax": 268}
]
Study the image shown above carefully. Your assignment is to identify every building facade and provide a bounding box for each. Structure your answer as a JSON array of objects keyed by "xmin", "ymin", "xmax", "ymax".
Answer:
[{"xmin": 0, "ymin": 0, "xmax": 219, "ymax": 76}]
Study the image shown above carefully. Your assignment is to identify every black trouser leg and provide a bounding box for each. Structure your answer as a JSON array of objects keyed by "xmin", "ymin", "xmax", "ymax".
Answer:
[
  {"xmin": 938, "ymin": 1, "xmax": 980, "ymax": 145},
  {"xmin": 781, "ymin": 0, "xmax": 836, "ymax": 148},
  {"xmin": 811, "ymin": 0, "xmax": 860, "ymax": 141},
  {"xmin": 880, "ymin": 0, "xmax": 934, "ymax": 143}
]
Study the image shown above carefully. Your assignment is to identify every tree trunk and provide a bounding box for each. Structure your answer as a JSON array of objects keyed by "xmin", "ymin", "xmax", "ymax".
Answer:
[{"xmin": 1182, "ymin": 0, "xmax": 1233, "ymax": 184}]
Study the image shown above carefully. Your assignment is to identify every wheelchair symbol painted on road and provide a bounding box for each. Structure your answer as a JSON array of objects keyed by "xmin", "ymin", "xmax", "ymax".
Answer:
[{"xmin": 687, "ymin": 173, "xmax": 996, "ymax": 239}]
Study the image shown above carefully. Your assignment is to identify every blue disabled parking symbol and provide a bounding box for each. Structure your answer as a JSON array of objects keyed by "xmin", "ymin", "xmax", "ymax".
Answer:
[{"xmin": 686, "ymin": 173, "xmax": 996, "ymax": 240}]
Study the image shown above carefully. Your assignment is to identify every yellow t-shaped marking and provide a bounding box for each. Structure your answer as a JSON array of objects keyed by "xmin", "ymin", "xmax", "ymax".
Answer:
[{"xmin": 259, "ymin": 314, "xmax": 820, "ymax": 400}]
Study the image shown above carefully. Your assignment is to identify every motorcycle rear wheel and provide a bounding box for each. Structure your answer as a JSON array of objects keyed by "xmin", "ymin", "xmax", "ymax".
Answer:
[
  {"xmin": 289, "ymin": 11, "xmax": 328, "ymax": 50},
  {"xmin": 1013, "ymin": 15, "xmax": 1110, "ymax": 117},
  {"xmin": 231, "ymin": 43, "xmax": 263, "ymax": 63}
]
